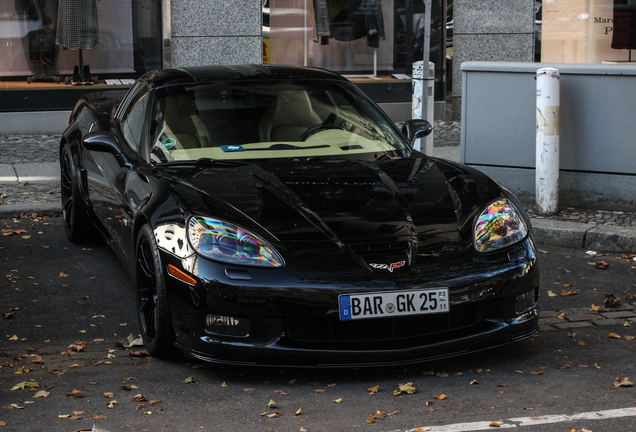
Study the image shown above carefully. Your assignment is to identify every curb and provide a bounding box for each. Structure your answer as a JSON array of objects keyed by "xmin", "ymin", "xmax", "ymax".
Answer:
[{"xmin": 530, "ymin": 218, "xmax": 636, "ymax": 253}]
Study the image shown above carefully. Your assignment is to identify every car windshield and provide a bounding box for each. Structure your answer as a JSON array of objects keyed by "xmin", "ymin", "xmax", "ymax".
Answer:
[{"xmin": 149, "ymin": 79, "xmax": 408, "ymax": 164}]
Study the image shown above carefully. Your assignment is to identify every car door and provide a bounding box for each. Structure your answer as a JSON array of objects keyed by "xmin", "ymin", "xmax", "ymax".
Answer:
[{"xmin": 84, "ymin": 82, "xmax": 153, "ymax": 268}]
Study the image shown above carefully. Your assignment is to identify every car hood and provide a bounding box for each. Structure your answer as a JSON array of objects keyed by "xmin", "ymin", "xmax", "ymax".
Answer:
[{"xmin": 157, "ymin": 156, "xmax": 503, "ymax": 251}]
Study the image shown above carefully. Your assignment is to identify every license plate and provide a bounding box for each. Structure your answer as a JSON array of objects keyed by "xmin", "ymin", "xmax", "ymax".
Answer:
[{"xmin": 339, "ymin": 288, "xmax": 448, "ymax": 320}]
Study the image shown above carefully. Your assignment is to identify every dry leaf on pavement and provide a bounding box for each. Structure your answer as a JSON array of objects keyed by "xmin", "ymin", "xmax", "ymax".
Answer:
[{"xmin": 614, "ymin": 377, "xmax": 634, "ymax": 387}]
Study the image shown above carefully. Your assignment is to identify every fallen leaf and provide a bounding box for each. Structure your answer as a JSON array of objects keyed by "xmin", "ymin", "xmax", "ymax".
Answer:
[
  {"xmin": 372, "ymin": 410, "xmax": 386, "ymax": 419},
  {"xmin": 470, "ymin": 380, "xmax": 479, "ymax": 385},
  {"xmin": 68, "ymin": 341, "xmax": 86, "ymax": 352},
  {"xmin": 595, "ymin": 261, "xmax": 609, "ymax": 269},
  {"xmin": 33, "ymin": 390, "xmax": 50, "ymax": 398},
  {"xmin": 295, "ymin": 408, "xmax": 302, "ymax": 416},
  {"xmin": 547, "ymin": 291, "xmax": 557, "ymax": 297},
  {"xmin": 183, "ymin": 376, "xmax": 195, "ymax": 384},
  {"xmin": 561, "ymin": 289, "xmax": 578, "ymax": 297},
  {"xmin": 607, "ymin": 333, "xmax": 621, "ymax": 339},
  {"xmin": 604, "ymin": 293, "xmax": 622, "ymax": 307},
  {"xmin": 31, "ymin": 355, "xmax": 43, "ymax": 364},
  {"xmin": 366, "ymin": 417, "xmax": 376, "ymax": 424},
  {"xmin": 59, "ymin": 272, "xmax": 69, "ymax": 277},
  {"xmin": 531, "ymin": 370, "xmax": 545, "ymax": 376},
  {"xmin": 595, "ymin": 363, "xmax": 602, "ymax": 369},
  {"xmin": 434, "ymin": 394, "xmax": 447, "ymax": 400},
  {"xmin": 568, "ymin": 330, "xmax": 577, "ymax": 338},
  {"xmin": 132, "ymin": 394, "xmax": 149, "ymax": 402},
  {"xmin": 489, "ymin": 422, "xmax": 500, "ymax": 427},
  {"xmin": 579, "ymin": 340, "xmax": 586, "ymax": 346},
  {"xmin": 313, "ymin": 389, "xmax": 327, "ymax": 393},
  {"xmin": 625, "ymin": 336, "xmax": 635, "ymax": 341},
  {"xmin": 268, "ymin": 399, "xmax": 277, "ymax": 409},
  {"xmin": 149, "ymin": 400, "xmax": 161, "ymax": 405},
  {"xmin": 614, "ymin": 377, "xmax": 634, "ymax": 387},
  {"xmin": 333, "ymin": 398, "xmax": 343, "ymax": 403},
  {"xmin": 393, "ymin": 382, "xmax": 417, "ymax": 396},
  {"xmin": 93, "ymin": 415, "xmax": 107, "ymax": 420},
  {"xmin": 591, "ymin": 304, "xmax": 601, "ymax": 312},
  {"xmin": 107, "ymin": 400, "xmax": 117, "ymax": 408},
  {"xmin": 266, "ymin": 410, "xmax": 281, "ymax": 418},
  {"xmin": 66, "ymin": 389, "xmax": 85, "ymax": 398},
  {"xmin": 368, "ymin": 385, "xmax": 379, "ymax": 395},
  {"xmin": 287, "ymin": 379, "xmax": 298, "ymax": 384}
]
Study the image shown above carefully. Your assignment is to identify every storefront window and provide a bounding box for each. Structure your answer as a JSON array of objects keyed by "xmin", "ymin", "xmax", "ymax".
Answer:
[
  {"xmin": 540, "ymin": 0, "xmax": 636, "ymax": 63},
  {"xmin": 264, "ymin": 0, "xmax": 448, "ymax": 103},
  {"xmin": 0, "ymin": 0, "xmax": 162, "ymax": 80}
]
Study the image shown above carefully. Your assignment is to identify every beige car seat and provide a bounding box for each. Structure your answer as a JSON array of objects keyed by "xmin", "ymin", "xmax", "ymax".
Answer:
[
  {"xmin": 162, "ymin": 93, "xmax": 211, "ymax": 148},
  {"xmin": 259, "ymin": 90, "xmax": 322, "ymax": 142}
]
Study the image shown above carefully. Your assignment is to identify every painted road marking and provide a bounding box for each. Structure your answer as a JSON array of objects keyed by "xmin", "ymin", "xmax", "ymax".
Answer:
[{"xmin": 397, "ymin": 407, "xmax": 636, "ymax": 431}]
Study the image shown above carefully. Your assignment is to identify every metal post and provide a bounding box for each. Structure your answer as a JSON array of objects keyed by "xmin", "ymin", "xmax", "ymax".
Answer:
[
  {"xmin": 535, "ymin": 67, "xmax": 560, "ymax": 216},
  {"xmin": 411, "ymin": 61, "xmax": 435, "ymax": 153}
]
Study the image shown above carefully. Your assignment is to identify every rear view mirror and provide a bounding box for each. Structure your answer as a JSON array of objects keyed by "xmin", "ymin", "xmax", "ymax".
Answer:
[{"xmin": 402, "ymin": 119, "xmax": 433, "ymax": 147}]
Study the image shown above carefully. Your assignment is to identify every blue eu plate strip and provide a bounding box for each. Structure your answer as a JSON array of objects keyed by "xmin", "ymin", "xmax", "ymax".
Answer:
[{"xmin": 339, "ymin": 295, "xmax": 352, "ymax": 320}]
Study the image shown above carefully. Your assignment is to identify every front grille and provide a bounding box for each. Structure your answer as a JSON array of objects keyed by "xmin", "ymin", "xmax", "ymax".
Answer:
[
  {"xmin": 286, "ymin": 303, "xmax": 479, "ymax": 342},
  {"xmin": 350, "ymin": 241, "xmax": 410, "ymax": 254}
]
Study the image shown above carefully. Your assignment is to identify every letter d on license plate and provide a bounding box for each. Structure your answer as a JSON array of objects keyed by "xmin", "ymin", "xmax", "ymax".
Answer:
[{"xmin": 339, "ymin": 288, "xmax": 448, "ymax": 320}]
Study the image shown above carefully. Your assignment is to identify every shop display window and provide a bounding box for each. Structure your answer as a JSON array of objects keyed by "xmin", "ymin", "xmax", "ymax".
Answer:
[
  {"xmin": 540, "ymin": 0, "xmax": 636, "ymax": 63},
  {"xmin": 264, "ymin": 0, "xmax": 448, "ymax": 103},
  {"xmin": 0, "ymin": 0, "xmax": 162, "ymax": 82}
]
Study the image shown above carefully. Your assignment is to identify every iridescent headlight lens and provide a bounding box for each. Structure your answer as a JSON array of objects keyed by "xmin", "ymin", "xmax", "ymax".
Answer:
[
  {"xmin": 188, "ymin": 217, "xmax": 284, "ymax": 267},
  {"xmin": 474, "ymin": 199, "xmax": 528, "ymax": 253}
]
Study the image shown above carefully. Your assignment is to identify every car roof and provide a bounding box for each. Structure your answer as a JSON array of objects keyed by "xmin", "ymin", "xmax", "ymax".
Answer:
[{"xmin": 144, "ymin": 65, "xmax": 348, "ymax": 89}]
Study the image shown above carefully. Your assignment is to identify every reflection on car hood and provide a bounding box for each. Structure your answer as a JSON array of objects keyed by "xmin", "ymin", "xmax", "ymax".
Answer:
[{"xmin": 159, "ymin": 156, "xmax": 501, "ymax": 248}]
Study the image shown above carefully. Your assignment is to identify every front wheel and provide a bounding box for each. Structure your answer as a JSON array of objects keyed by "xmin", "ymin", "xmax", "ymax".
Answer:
[{"xmin": 136, "ymin": 224, "xmax": 177, "ymax": 357}]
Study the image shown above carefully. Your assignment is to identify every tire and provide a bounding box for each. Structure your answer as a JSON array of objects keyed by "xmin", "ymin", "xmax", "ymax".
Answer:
[
  {"xmin": 136, "ymin": 224, "xmax": 177, "ymax": 357},
  {"xmin": 60, "ymin": 143, "xmax": 97, "ymax": 243}
]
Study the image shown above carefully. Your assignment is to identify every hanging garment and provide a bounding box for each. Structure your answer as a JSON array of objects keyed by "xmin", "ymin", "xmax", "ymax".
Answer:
[
  {"xmin": 611, "ymin": 6, "xmax": 636, "ymax": 50},
  {"xmin": 27, "ymin": 0, "xmax": 59, "ymax": 65},
  {"xmin": 313, "ymin": 0, "xmax": 385, "ymax": 48},
  {"xmin": 55, "ymin": 0, "xmax": 99, "ymax": 50}
]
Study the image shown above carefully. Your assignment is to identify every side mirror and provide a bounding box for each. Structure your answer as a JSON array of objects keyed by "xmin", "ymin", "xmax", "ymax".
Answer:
[
  {"xmin": 82, "ymin": 132, "xmax": 123, "ymax": 155},
  {"xmin": 402, "ymin": 119, "xmax": 433, "ymax": 147}
]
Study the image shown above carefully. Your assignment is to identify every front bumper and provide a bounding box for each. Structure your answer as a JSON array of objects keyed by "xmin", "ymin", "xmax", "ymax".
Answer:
[{"xmin": 161, "ymin": 238, "xmax": 540, "ymax": 367}]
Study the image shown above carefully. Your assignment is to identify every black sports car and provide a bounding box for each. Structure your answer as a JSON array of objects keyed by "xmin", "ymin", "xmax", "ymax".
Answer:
[{"xmin": 60, "ymin": 65, "xmax": 539, "ymax": 367}]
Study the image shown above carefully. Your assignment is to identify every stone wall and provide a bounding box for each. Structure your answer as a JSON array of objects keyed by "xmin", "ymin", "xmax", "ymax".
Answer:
[{"xmin": 168, "ymin": 0, "xmax": 262, "ymax": 67}]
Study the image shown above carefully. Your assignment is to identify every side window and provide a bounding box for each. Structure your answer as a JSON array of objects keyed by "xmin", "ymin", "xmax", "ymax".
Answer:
[{"xmin": 120, "ymin": 86, "xmax": 149, "ymax": 153}]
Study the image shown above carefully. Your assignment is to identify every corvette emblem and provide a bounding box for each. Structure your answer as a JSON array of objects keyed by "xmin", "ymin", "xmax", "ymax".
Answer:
[{"xmin": 369, "ymin": 261, "xmax": 406, "ymax": 273}]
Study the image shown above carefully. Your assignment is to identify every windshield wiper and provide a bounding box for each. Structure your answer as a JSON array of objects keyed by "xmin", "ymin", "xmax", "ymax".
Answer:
[{"xmin": 155, "ymin": 158, "xmax": 249, "ymax": 167}]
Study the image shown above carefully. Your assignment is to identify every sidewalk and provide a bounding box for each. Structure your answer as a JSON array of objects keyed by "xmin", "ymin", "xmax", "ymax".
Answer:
[{"xmin": 1, "ymin": 129, "xmax": 636, "ymax": 253}]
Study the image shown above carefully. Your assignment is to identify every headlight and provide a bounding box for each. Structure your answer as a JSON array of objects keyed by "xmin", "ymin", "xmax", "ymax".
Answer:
[
  {"xmin": 474, "ymin": 198, "xmax": 528, "ymax": 253},
  {"xmin": 188, "ymin": 217, "xmax": 284, "ymax": 267}
]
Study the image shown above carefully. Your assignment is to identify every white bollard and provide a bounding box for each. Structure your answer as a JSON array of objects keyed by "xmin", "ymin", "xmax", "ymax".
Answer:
[
  {"xmin": 535, "ymin": 67, "xmax": 560, "ymax": 216},
  {"xmin": 411, "ymin": 61, "xmax": 435, "ymax": 153}
]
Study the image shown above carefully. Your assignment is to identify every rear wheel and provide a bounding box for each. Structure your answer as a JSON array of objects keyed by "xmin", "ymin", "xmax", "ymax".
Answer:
[
  {"xmin": 60, "ymin": 143, "xmax": 97, "ymax": 243},
  {"xmin": 136, "ymin": 224, "xmax": 177, "ymax": 357}
]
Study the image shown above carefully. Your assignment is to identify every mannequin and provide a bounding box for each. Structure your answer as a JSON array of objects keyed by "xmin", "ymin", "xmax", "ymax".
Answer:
[{"xmin": 55, "ymin": 0, "xmax": 99, "ymax": 84}]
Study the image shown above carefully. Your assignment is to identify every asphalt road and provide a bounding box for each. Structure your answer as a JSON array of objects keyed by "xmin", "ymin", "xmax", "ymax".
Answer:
[{"xmin": 1, "ymin": 216, "xmax": 636, "ymax": 432}]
